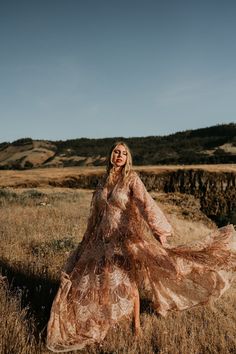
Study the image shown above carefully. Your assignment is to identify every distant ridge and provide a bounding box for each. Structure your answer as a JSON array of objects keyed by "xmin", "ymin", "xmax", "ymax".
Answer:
[{"xmin": 0, "ymin": 123, "xmax": 235, "ymax": 169}]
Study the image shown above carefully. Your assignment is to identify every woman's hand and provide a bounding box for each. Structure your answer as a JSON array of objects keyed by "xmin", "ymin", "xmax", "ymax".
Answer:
[{"xmin": 158, "ymin": 234, "xmax": 171, "ymax": 248}]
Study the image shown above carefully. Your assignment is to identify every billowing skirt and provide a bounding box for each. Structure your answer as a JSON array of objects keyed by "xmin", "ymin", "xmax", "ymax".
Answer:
[{"xmin": 47, "ymin": 224, "xmax": 236, "ymax": 352}]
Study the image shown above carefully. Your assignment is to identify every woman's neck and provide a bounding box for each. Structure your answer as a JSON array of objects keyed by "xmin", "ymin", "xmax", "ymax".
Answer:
[
  {"xmin": 106, "ymin": 166, "xmax": 122, "ymax": 186},
  {"xmin": 113, "ymin": 166, "xmax": 122, "ymax": 174}
]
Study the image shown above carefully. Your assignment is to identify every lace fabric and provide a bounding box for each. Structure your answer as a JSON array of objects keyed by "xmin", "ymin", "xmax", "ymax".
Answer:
[{"xmin": 47, "ymin": 171, "xmax": 236, "ymax": 352}]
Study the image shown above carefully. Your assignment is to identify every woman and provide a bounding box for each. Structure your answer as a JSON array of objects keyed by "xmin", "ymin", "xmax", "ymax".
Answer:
[{"xmin": 47, "ymin": 142, "xmax": 236, "ymax": 352}]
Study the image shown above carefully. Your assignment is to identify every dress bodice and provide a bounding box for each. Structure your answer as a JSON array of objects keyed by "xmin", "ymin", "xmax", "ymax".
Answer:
[{"xmin": 84, "ymin": 171, "xmax": 172, "ymax": 246}]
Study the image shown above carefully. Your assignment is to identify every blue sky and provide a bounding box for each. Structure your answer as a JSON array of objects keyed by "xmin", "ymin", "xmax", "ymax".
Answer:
[{"xmin": 0, "ymin": 0, "xmax": 236, "ymax": 142}]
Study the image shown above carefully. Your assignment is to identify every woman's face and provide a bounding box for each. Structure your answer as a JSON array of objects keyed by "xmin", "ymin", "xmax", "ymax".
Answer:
[{"xmin": 111, "ymin": 144, "xmax": 128, "ymax": 168}]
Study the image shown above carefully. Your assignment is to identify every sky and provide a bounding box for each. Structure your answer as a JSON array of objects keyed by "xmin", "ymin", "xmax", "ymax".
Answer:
[{"xmin": 0, "ymin": 0, "xmax": 236, "ymax": 142}]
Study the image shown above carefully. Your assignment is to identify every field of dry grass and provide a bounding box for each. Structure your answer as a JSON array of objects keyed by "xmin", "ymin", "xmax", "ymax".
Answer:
[
  {"xmin": 0, "ymin": 164, "xmax": 236, "ymax": 188},
  {"xmin": 0, "ymin": 186, "xmax": 236, "ymax": 354}
]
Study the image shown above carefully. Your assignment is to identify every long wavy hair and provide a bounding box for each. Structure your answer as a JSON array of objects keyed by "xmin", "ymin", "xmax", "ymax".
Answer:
[{"xmin": 106, "ymin": 141, "xmax": 133, "ymax": 185}]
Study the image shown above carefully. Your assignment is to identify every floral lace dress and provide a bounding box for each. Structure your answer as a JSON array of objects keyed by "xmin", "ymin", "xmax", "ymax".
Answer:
[{"xmin": 47, "ymin": 171, "xmax": 236, "ymax": 352}]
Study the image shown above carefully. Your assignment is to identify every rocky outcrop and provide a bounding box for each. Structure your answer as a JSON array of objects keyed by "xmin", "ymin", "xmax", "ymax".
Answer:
[
  {"xmin": 46, "ymin": 169, "xmax": 236, "ymax": 225},
  {"xmin": 48, "ymin": 174, "xmax": 103, "ymax": 189},
  {"xmin": 139, "ymin": 170, "xmax": 236, "ymax": 226},
  {"xmin": 0, "ymin": 166, "xmax": 235, "ymax": 226}
]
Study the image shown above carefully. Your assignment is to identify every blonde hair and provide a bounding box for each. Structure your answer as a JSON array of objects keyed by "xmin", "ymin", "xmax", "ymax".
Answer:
[{"xmin": 106, "ymin": 141, "xmax": 133, "ymax": 185}]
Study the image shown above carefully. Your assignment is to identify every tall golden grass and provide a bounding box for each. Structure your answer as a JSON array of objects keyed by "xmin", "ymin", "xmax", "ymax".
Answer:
[{"xmin": 0, "ymin": 188, "xmax": 235, "ymax": 354}]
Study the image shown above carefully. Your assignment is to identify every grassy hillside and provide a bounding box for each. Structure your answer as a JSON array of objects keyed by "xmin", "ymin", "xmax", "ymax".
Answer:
[{"xmin": 0, "ymin": 123, "xmax": 235, "ymax": 169}]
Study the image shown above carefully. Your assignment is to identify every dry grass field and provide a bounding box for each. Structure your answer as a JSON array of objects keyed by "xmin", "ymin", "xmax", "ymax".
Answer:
[
  {"xmin": 0, "ymin": 164, "xmax": 236, "ymax": 188},
  {"xmin": 0, "ymin": 172, "xmax": 236, "ymax": 353}
]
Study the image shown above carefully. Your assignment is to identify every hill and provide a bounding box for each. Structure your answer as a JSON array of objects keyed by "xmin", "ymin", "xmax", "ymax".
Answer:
[{"xmin": 0, "ymin": 123, "xmax": 235, "ymax": 169}]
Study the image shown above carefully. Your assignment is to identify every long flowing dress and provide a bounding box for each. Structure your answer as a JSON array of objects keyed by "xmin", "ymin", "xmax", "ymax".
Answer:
[{"xmin": 47, "ymin": 171, "xmax": 236, "ymax": 352}]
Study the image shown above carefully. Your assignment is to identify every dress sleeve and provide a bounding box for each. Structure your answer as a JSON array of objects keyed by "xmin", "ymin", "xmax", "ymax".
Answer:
[
  {"xmin": 131, "ymin": 173, "xmax": 172, "ymax": 245},
  {"xmin": 62, "ymin": 188, "xmax": 99, "ymax": 274},
  {"xmin": 81, "ymin": 189, "xmax": 99, "ymax": 243}
]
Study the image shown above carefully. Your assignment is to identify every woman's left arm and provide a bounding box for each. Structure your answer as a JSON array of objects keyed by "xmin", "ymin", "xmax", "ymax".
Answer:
[{"xmin": 131, "ymin": 173, "xmax": 172, "ymax": 245}]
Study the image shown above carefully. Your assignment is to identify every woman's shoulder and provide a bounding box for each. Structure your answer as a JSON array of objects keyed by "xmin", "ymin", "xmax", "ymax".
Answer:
[{"xmin": 127, "ymin": 170, "xmax": 140, "ymax": 185}]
